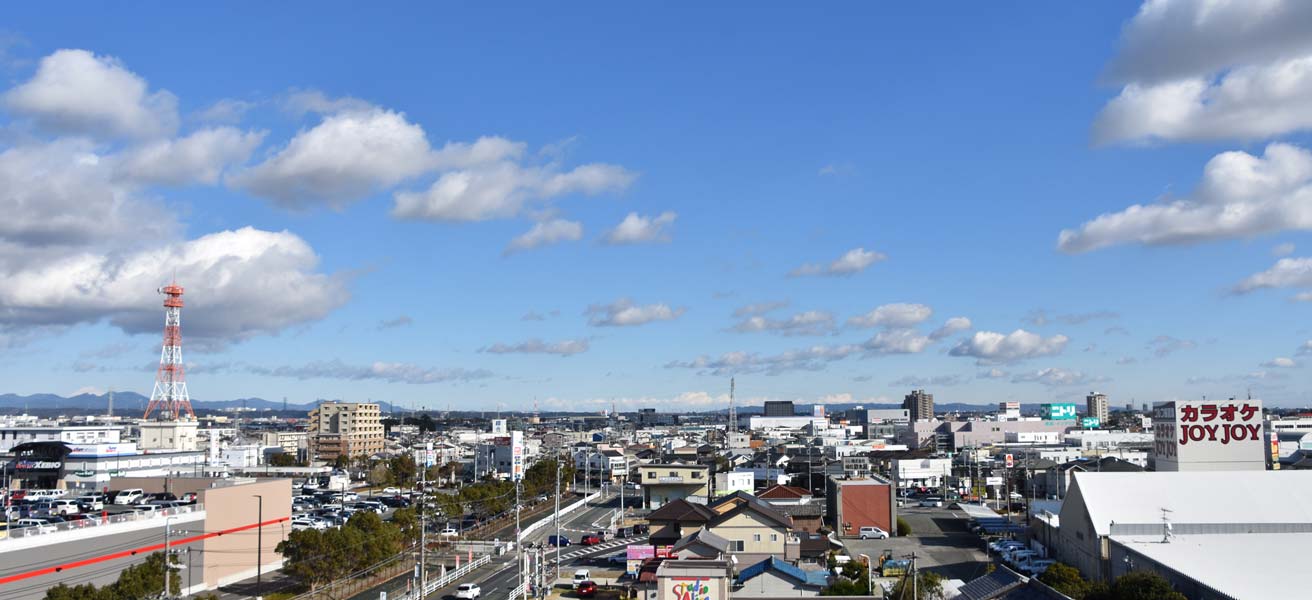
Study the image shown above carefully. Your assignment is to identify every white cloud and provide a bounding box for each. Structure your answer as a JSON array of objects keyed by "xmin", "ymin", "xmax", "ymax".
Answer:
[
  {"xmin": 504, "ymin": 218, "xmax": 583, "ymax": 254},
  {"xmin": 666, "ymin": 344, "xmax": 860, "ymax": 376},
  {"xmin": 393, "ymin": 161, "xmax": 635, "ymax": 222},
  {"xmin": 116, "ymin": 127, "xmax": 265, "ymax": 185},
  {"xmin": 1233, "ymin": 256, "xmax": 1312, "ymax": 294},
  {"xmin": 732, "ymin": 301, "xmax": 789, "ymax": 318},
  {"xmin": 847, "ymin": 303, "xmax": 933, "ymax": 328},
  {"xmin": 283, "ymin": 89, "xmax": 375, "ymax": 116},
  {"xmin": 730, "ymin": 310, "xmax": 834, "ymax": 336},
  {"xmin": 864, "ymin": 328, "xmax": 931, "ymax": 355},
  {"xmin": 4, "ymin": 49, "xmax": 178, "ymax": 139},
  {"xmin": 930, "ymin": 317, "xmax": 973, "ymax": 340},
  {"xmin": 977, "ymin": 368, "xmax": 1009, "ymax": 379},
  {"xmin": 247, "ymin": 359, "xmax": 490, "ymax": 384},
  {"xmin": 231, "ymin": 107, "xmax": 436, "ymax": 209},
  {"xmin": 1011, "ymin": 367, "xmax": 1105, "ymax": 387},
  {"xmin": 377, "ymin": 315, "xmax": 413, "ymax": 330},
  {"xmin": 1263, "ymin": 357, "xmax": 1298, "ymax": 368},
  {"xmin": 586, "ymin": 298, "xmax": 686, "ymax": 327},
  {"xmin": 1103, "ymin": 0, "xmax": 1312, "ymax": 85},
  {"xmin": 789, "ymin": 247, "xmax": 886, "ymax": 277},
  {"xmin": 0, "ymin": 227, "xmax": 349, "ymax": 342},
  {"xmin": 891, "ymin": 374, "xmax": 966, "ymax": 387},
  {"xmin": 1274, "ymin": 242, "xmax": 1297, "ymax": 256},
  {"xmin": 1299, "ymin": 340, "xmax": 1312, "ymax": 355},
  {"xmin": 482, "ymin": 338, "xmax": 590, "ymax": 356},
  {"xmin": 1058, "ymin": 144, "xmax": 1312, "ymax": 252},
  {"xmin": 1147, "ymin": 335, "xmax": 1197, "ymax": 357},
  {"xmin": 194, "ymin": 98, "xmax": 256, "ymax": 124},
  {"xmin": 1095, "ymin": 1, "xmax": 1312, "ymax": 143},
  {"xmin": 603, "ymin": 211, "xmax": 677, "ymax": 245},
  {"xmin": 949, "ymin": 329, "xmax": 1069, "ymax": 364}
]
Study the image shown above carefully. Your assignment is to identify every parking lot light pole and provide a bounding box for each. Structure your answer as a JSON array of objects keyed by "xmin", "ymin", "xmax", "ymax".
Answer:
[{"xmin": 252, "ymin": 494, "xmax": 263, "ymax": 589}]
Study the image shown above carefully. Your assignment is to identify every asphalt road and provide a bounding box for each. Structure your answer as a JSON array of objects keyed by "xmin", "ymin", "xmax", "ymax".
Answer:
[{"xmin": 841, "ymin": 504, "xmax": 990, "ymax": 583}]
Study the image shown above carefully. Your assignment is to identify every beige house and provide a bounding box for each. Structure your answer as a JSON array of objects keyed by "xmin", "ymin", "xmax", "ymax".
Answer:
[{"xmin": 638, "ymin": 463, "xmax": 710, "ymax": 509}]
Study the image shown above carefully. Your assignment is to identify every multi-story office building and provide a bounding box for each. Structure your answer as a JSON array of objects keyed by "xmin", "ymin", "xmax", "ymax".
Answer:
[
  {"xmin": 308, "ymin": 401, "xmax": 384, "ymax": 460},
  {"xmin": 903, "ymin": 389, "xmax": 934, "ymax": 422},
  {"xmin": 762, "ymin": 401, "xmax": 796, "ymax": 417},
  {"xmin": 1087, "ymin": 392, "xmax": 1109, "ymax": 423}
]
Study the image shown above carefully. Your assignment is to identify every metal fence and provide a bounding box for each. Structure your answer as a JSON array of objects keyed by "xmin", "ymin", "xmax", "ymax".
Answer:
[
  {"xmin": 1, "ymin": 503, "xmax": 204, "ymax": 541},
  {"xmin": 390, "ymin": 554, "xmax": 492, "ymax": 600}
]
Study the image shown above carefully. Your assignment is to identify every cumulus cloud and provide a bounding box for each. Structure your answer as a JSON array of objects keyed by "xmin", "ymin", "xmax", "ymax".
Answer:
[
  {"xmin": 1011, "ymin": 367, "xmax": 1106, "ymax": 387},
  {"xmin": 4, "ymin": 49, "xmax": 178, "ymax": 139},
  {"xmin": 1233, "ymin": 256, "xmax": 1312, "ymax": 295},
  {"xmin": 864, "ymin": 328, "xmax": 931, "ymax": 355},
  {"xmin": 482, "ymin": 338, "xmax": 590, "ymax": 356},
  {"xmin": 586, "ymin": 298, "xmax": 686, "ymax": 327},
  {"xmin": 891, "ymin": 374, "xmax": 966, "ymax": 387},
  {"xmin": 666, "ymin": 344, "xmax": 860, "ymax": 376},
  {"xmin": 1274, "ymin": 242, "xmax": 1297, "ymax": 256},
  {"xmin": 603, "ymin": 211, "xmax": 677, "ymax": 245},
  {"xmin": 1147, "ymin": 335, "xmax": 1197, "ymax": 357},
  {"xmin": 247, "ymin": 359, "xmax": 491, "ymax": 384},
  {"xmin": 504, "ymin": 218, "xmax": 583, "ymax": 254},
  {"xmin": 730, "ymin": 310, "xmax": 834, "ymax": 336},
  {"xmin": 377, "ymin": 315, "xmax": 413, "ymax": 330},
  {"xmin": 1024, "ymin": 309, "xmax": 1119, "ymax": 326},
  {"xmin": 194, "ymin": 98, "xmax": 256, "ymax": 124},
  {"xmin": 949, "ymin": 329, "xmax": 1069, "ymax": 364},
  {"xmin": 847, "ymin": 303, "xmax": 933, "ymax": 328},
  {"xmin": 0, "ymin": 227, "xmax": 350, "ymax": 342},
  {"xmin": 789, "ymin": 247, "xmax": 886, "ymax": 277},
  {"xmin": 1298, "ymin": 340, "xmax": 1312, "ymax": 355},
  {"xmin": 1058, "ymin": 144, "xmax": 1312, "ymax": 252},
  {"xmin": 392, "ymin": 161, "xmax": 636, "ymax": 222},
  {"xmin": 929, "ymin": 317, "xmax": 973, "ymax": 340},
  {"xmin": 115, "ymin": 127, "xmax": 265, "ymax": 185},
  {"xmin": 1262, "ymin": 357, "xmax": 1298, "ymax": 368},
  {"xmin": 231, "ymin": 107, "xmax": 436, "ymax": 209},
  {"xmin": 1096, "ymin": 1, "xmax": 1312, "ymax": 143},
  {"xmin": 732, "ymin": 301, "xmax": 789, "ymax": 318}
]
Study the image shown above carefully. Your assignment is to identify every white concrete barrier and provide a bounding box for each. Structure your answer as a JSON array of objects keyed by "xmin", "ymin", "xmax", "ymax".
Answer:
[{"xmin": 518, "ymin": 492, "xmax": 600, "ymax": 541}]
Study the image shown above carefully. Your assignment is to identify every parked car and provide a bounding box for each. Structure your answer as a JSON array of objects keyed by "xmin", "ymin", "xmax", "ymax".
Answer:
[
  {"xmin": 75, "ymin": 494, "xmax": 106, "ymax": 511},
  {"xmin": 439, "ymin": 527, "xmax": 459, "ymax": 537},
  {"xmin": 918, "ymin": 497, "xmax": 944, "ymax": 508},
  {"xmin": 576, "ymin": 581, "xmax": 598, "ymax": 598},
  {"xmin": 455, "ymin": 583, "xmax": 481, "ymax": 599},
  {"xmin": 180, "ymin": 492, "xmax": 198, "ymax": 504},
  {"xmin": 146, "ymin": 492, "xmax": 177, "ymax": 503},
  {"xmin": 380, "ymin": 496, "xmax": 410, "ymax": 508},
  {"xmin": 606, "ymin": 553, "xmax": 628, "ymax": 567},
  {"xmin": 51, "ymin": 499, "xmax": 80, "ymax": 516},
  {"xmin": 858, "ymin": 526, "xmax": 889, "ymax": 539},
  {"xmin": 113, "ymin": 489, "xmax": 144, "ymax": 505},
  {"xmin": 573, "ymin": 570, "xmax": 591, "ymax": 589},
  {"xmin": 292, "ymin": 517, "xmax": 329, "ymax": 531},
  {"xmin": 15, "ymin": 518, "xmax": 57, "ymax": 534},
  {"xmin": 381, "ymin": 487, "xmax": 402, "ymax": 495},
  {"xmin": 580, "ymin": 535, "xmax": 602, "ymax": 546},
  {"xmin": 134, "ymin": 504, "xmax": 161, "ymax": 514},
  {"xmin": 548, "ymin": 535, "xmax": 572, "ymax": 547},
  {"xmin": 1019, "ymin": 559, "xmax": 1055, "ymax": 575}
]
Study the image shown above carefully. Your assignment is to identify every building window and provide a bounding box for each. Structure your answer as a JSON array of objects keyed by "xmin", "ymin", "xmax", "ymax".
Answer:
[
  {"xmin": 692, "ymin": 472, "xmax": 702, "ymax": 479},
  {"xmin": 731, "ymin": 540, "xmax": 744, "ymax": 552},
  {"xmin": 771, "ymin": 534, "xmax": 778, "ymax": 542},
  {"xmin": 647, "ymin": 472, "xmax": 655, "ymax": 479},
  {"xmin": 753, "ymin": 534, "xmax": 761, "ymax": 542}
]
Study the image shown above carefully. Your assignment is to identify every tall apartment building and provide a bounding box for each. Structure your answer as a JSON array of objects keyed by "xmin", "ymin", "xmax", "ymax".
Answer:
[
  {"xmin": 1086, "ymin": 392, "xmax": 1109, "ymax": 423},
  {"xmin": 903, "ymin": 389, "xmax": 934, "ymax": 422},
  {"xmin": 309, "ymin": 401, "xmax": 384, "ymax": 460},
  {"xmin": 763, "ymin": 400, "xmax": 796, "ymax": 417}
]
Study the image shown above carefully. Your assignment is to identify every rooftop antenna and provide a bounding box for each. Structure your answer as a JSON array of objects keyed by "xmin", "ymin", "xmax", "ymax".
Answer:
[{"xmin": 1160, "ymin": 508, "xmax": 1174, "ymax": 543}]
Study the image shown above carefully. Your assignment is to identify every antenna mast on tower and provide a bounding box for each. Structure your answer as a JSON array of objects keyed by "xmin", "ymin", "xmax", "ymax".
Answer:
[
  {"xmin": 143, "ymin": 281, "xmax": 195, "ymax": 420},
  {"xmin": 728, "ymin": 377, "xmax": 736, "ymax": 433}
]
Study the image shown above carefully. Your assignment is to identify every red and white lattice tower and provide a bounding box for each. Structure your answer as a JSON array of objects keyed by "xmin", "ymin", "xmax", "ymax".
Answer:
[{"xmin": 143, "ymin": 282, "xmax": 195, "ymax": 420}]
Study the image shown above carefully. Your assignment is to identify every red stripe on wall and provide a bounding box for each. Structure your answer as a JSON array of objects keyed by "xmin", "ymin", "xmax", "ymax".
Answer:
[{"xmin": 0, "ymin": 516, "xmax": 289, "ymax": 586}]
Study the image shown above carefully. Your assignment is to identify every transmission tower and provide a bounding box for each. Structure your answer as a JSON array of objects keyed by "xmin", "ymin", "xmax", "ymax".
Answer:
[{"xmin": 143, "ymin": 282, "xmax": 195, "ymax": 420}]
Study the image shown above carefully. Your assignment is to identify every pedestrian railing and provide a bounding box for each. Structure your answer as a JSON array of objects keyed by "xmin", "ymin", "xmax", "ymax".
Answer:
[
  {"xmin": 0, "ymin": 503, "xmax": 204, "ymax": 542},
  {"xmin": 507, "ymin": 581, "xmax": 528, "ymax": 600},
  {"xmin": 388, "ymin": 553, "xmax": 493, "ymax": 600}
]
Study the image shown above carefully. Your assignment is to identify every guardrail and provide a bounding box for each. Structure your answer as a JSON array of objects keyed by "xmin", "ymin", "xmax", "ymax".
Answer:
[
  {"xmin": 507, "ymin": 581, "xmax": 528, "ymax": 600},
  {"xmin": 0, "ymin": 503, "xmax": 204, "ymax": 541},
  {"xmin": 393, "ymin": 554, "xmax": 491, "ymax": 600},
  {"xmin": 518, "ymin": 491, "xmax": 600, "ymax": 541}
]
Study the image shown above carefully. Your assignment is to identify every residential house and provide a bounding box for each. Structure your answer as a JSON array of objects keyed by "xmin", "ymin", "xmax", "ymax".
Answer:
[
  {"xmin": 758, "ymin": 484, "xmax": 824, "ymax": 533},
  {"xmin": 639, "ymin": 463, "xmax": 710, "ymax": 509},
  {"xmin": 734, "ymin": 557, "xmax": 829, "ymax": 597}
]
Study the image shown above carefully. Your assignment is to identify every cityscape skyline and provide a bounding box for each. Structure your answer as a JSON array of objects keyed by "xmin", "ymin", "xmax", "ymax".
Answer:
[{"xmin": 0, "ymin": 3, "xmax": 1310, "ymax": 410}]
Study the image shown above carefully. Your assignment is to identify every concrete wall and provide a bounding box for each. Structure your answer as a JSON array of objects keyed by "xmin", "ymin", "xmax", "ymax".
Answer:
[
  {"xmin": 830, "ymin": 479, "xmax": 895, "ymax": 537},
  {"xmin": 198, "ymin": 478, "xmax": 291, "ymax": 589}
]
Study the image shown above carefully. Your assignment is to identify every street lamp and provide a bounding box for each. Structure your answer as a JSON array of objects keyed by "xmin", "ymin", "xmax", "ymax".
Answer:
[
  {"xmin": 163, "ymin": 516, "xmax": 176, "ymax": 599},
  {"xmin": 252, "ymin": 494, "xmax": 263, "ymax": 590}
]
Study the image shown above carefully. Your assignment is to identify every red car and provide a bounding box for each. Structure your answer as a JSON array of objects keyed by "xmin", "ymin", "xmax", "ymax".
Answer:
[
  {"xmin": 576, "ymin": 581, "xmax": 598, "ymax": 598},
  {"xmin": 580, "ymin": 535, "xmax": 602, "ymax": 546}
]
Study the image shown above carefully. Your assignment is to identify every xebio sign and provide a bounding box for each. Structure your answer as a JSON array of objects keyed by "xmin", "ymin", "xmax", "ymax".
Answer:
[{"xmin": 1153, "ymin": 400, "xmax": 1265, "ymax": 471}]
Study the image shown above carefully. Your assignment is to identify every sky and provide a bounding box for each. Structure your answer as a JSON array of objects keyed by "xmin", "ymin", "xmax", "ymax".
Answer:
[{"xmin": 0, "ymin": 1, "xmax": 1309, "ymax": 411}]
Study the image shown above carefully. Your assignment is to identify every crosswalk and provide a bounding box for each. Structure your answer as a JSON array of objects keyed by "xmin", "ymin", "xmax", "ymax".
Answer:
[{"xmin": 550, "ymin": 538, "xmax": 630, "ymax": 562}]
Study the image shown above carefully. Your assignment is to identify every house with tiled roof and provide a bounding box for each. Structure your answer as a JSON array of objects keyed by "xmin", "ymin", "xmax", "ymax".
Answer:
[{"xmin": 733, "ymin": 556, "xmax": 829, "ymax": 597}]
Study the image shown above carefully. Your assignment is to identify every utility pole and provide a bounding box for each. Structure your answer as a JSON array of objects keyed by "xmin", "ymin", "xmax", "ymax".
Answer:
[
  {"xmin": 252, "ymin": 495, "xmax": 263, "ymax": 590},
  {"xmin": 420, "ymin": 443, "xmax": 429, "ymax": 596},
  {"xmin": 515, "ymin": 480, "xmax": 523, "ymax": 596},
  {"xmin": 555, "ymin": 456, "xmax": 563, "ymax": 580},
  {"xmin": 163, "ymin": 517, "xmax": 173, "ymax": 598}
]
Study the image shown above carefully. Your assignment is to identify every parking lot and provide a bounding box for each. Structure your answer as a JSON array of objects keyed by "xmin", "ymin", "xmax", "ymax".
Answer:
[{"xmin": 841, "ymin": 504, "xmax": 990, "ymax": 582}]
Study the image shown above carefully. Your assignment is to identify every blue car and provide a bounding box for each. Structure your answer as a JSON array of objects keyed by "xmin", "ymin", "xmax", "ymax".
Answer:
[{"xmin": 548, "ymin": 535, "xmax": 572, "ymax": 547}]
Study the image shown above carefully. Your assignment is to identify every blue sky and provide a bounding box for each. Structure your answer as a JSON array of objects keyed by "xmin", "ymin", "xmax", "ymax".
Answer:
[{"xmin": 0, "ymin": 2, "xmax": 1309, "ymax": 410}]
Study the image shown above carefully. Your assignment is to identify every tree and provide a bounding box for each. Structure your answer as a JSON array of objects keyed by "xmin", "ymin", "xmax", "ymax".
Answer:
[
  {"xmin": 896, "ymin": 517, "xmax": 912, "ymax": 536},
  {"xmin": 268, "ymin": 452, "xmax": 304, "ymax": 467},
  {"xmin": 44, "ymin": 552, "xmax": 178, "ymax": 600},
  {"xmin": 888, "ymin": 570, "xmax": 944, "ymax": 600},
  {"xmin": 1087, "ymin": 572, "xmax": 1186, "ymax": 600},
  {"xmin": 1039, "ymin": 562, "xmax": 1094, "ymax": 599}
]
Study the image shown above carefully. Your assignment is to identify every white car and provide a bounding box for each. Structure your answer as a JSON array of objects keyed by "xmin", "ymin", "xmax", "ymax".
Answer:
[
  {"xmin": 381, "ymin": 487, "xmax": 401, "ymax": 495},
  {"xmin": 918, "ymin": 497, "xmax": 944, "ymax": 508},
  {"xmin": 51, "ymin": 499, "xmax": 80, "ymax": 515},
  {"xmin": 455, "ymin": 583, "xmax": 481, "ymax": 599},
  {"xmin": 439, "ymin": 527, "xmax": 459, "ymax": 537},
  {"xmin": 858, "ymin": 526, "xmax": 889, "ymax": 540},
  {"xmin": 573, "ymin": 570, "xmax": 591, "ymax": 589},
  {"xmin": 291, "ymin": 517, "xmax": 329, "ymax": 531}
]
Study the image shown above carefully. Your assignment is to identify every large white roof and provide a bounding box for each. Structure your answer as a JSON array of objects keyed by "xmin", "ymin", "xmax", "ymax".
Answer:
[
  {"xmin": 1113, "ymin": 533, "xmax": 1310, "ymax": 599},
  {"xmin": 1070, "ymin": 470, "xmax": 1312, "ymax": 536}
]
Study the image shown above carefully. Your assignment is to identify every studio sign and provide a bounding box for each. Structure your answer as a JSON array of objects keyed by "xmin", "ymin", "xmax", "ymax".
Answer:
[{"xmin": 16, "ymin": 460, "xmax": 62, "ymax": 470}]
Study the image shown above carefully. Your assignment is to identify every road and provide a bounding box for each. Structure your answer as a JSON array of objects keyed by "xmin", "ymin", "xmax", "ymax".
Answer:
[{"xmin": 841, "ymin": 504, "xmax": 990, "ymax": 583}]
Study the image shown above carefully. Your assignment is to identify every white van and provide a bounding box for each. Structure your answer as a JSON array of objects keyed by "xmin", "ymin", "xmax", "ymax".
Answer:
[
  {"xmin": 51, "ymin": 499, "xmax": 80, "ymax": 515},
  {"xmin": 573, "ymin": 569, "xmax": 591, "ymax": 589},
  {"xmin": 114, "ymin": 489, "xmax": 144, "ymax": 505}
]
